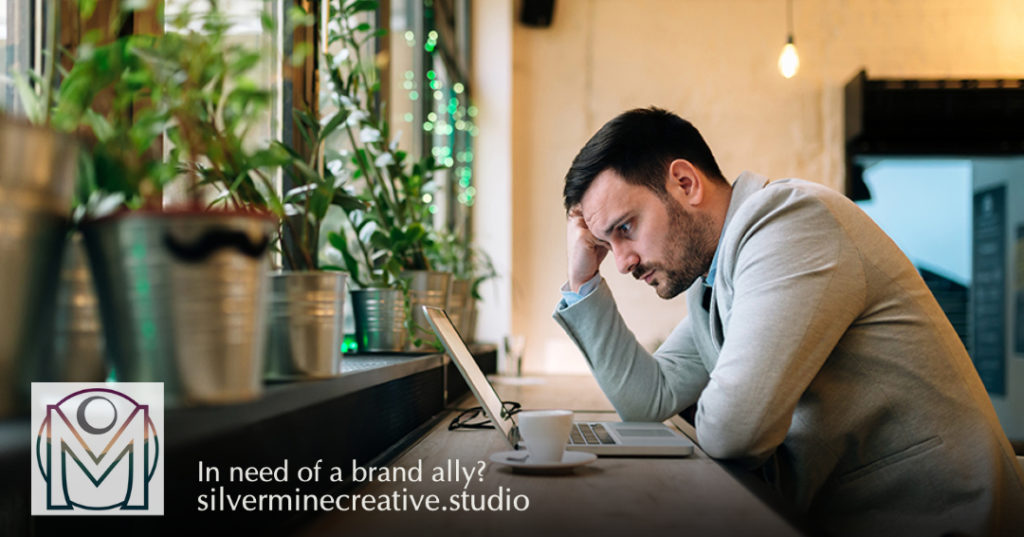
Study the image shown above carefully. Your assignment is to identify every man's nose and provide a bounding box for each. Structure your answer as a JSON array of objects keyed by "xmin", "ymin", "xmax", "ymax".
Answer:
[{"xmin": 614, "ymin": 247, "xmax": 638, "ymax": 275}]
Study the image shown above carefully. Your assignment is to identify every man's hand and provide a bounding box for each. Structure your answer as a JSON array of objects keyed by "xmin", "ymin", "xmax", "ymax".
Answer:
[{"xmin": 566, "ymin": 206, "xmax": 609, "ymax": 292}]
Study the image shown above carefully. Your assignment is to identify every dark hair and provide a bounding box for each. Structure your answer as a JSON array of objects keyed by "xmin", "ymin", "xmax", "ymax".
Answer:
[{"xmin": 563, "ymin": 107, "xmax": 726, "ymax": 210}]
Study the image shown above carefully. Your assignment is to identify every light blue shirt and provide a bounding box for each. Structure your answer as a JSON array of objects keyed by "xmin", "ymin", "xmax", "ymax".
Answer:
[
  {"xmin": 705, "ymin": 238, "xmax": 722, "ymax": 288},
  {"xmin": 559, "ymin": 273, "xmax": 602, "ymax": 308}
]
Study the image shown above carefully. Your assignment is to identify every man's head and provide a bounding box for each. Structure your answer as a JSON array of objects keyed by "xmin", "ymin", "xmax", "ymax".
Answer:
[{"xmin": 564, "ymin": 108, "xmax": 730, "ymax": 298}]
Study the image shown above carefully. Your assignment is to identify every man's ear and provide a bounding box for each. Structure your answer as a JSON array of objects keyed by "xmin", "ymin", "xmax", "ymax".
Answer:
[{"xmin": 667, "ymin": 159, "xmax": 704, "ymax": 206}]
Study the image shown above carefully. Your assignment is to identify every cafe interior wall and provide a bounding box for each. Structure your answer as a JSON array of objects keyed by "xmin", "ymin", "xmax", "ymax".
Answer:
[{"xmin": 470, "ymin": 0, "xmax": 1024, "ymax": 378}]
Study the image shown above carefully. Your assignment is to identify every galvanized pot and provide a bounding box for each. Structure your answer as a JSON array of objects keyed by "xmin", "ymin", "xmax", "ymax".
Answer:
[
  {"xmin": 0, "ymin": 116, "xmax": 77, "ymax": 418},
  {"xmin": 0, "ymin": 116, "xmax": 78, "ymax": 204},
  {"xmin": 402, "ymin": 270, "xmax": 452, "ymax": 352},
  {"xmin": 465, "ymin": 301, "xmax": 478, "ymax": 343},
  {"xmin": 350, "ymin": 287, "xmax": 407, "ymax": 353},
  {"xmin": 447, "ymin": 278, "xmax": 472, "ymax": 341},
  {"xmin": 265, "ymin": 271, "xmax": 347, "ymax": 379},
  {"xmin": 82, "ymin": 210, "xmax": 274, "ymax": 406},
  {"xmin": 49, "ymin": 234, "xmax": 107, "ymax": 382}
]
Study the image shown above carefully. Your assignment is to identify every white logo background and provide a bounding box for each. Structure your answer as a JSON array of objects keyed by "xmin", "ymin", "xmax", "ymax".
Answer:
[{"xmin": 31, "ymin": 382, "xmax": 164, "ymax": 516}]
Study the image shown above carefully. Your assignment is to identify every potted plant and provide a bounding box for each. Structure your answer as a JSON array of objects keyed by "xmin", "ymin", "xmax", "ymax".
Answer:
[
  {"xmin": 321, "ymin": 0, "xmax": 450, "ymax": 353},
  {"xmin": 426, "ymin": 230, "xmax": 497, "ymax": 343},
  {"xmin": 55, "ymin": 2, "xmax": 279, "ymax": 406},
  {"xmin": 252, "ymin": 7, "xmax": 372, "ymax": 381},
  {"xmin": 0, "ymin": 2, "xmax": 81, "ymax": 417},
  {"xmin": 261, "ymin": 119, "xmax": 356, "ymax": 380},
  {"xmin": 0, "ymin": 117, "xmax": 80, "ymax": 416}
]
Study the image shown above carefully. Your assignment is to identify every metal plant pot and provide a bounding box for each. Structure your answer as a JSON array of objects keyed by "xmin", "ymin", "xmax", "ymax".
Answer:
[
  {"xmin": 447, "ymin": 278, "xmax": 472, "ymax": 340},
  {"xmin": 402, "ymin": 270, "xmax": 452, "ymax": 352},
  {"xmin": 82, "ymin": 210, "xmax": 274, "ymax": 406},
  {"xmin": 0, "ymin": 116, "xmax": 77, "ymax": 204},
  {"xmin": 49, "ymin": 234, "xmax": 107, "ymax": 382},
  {"xmin": 0, "ymin": 116, "xmax": 77, "ymax": 418},
  {"xmin": 265, "ymin": 271, "xmax": 347, "ymax": 379},
  {"xmin": 464, "ymin": 299, "xmax": 479, "ymax": 344},
  {"xmin": 350, "ymin": 288, "xmax": 407, "ymax": 353}
]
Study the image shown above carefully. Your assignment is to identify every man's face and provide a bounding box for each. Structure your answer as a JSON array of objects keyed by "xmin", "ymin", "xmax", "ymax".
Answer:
[{"xmin": 580, "ymin": 169, "xmax": 717, "ymax": 299}]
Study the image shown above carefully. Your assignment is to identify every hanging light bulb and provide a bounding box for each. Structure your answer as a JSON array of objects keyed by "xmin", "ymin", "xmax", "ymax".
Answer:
[
  {"xmin": 778, "ymin": 36, "xmax": 799, "ymax": 79},
  {"xmin": 778, "ymin": 0, "xmax": 799, "ymax": 79}
]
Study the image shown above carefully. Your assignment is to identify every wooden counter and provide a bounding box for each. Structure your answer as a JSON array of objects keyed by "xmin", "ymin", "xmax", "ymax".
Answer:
[{"xmin": 295, "ymin": 375, "xmax": 807, "ymax": 537}]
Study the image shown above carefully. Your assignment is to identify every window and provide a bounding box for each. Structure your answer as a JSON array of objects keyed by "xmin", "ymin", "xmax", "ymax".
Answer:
[
  {"xmin": 161, "ymin": 0, "xmax": 283, "ymax": 204},
  {"xmin": 1, "ymin": 0, "xmax": 34, "ymax": 113},
  {"xmin": 388, "ymin": 0, "xmax": 476, "ymax": 235},
  {"xmin": 164, "ymin": 0, "xmax": 282, "ymax": 153}
]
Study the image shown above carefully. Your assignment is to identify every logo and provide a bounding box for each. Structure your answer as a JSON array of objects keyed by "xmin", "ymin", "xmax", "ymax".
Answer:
[{"xmin": 31, "ymin": 383, "xmax": 164, "ymax": 515}]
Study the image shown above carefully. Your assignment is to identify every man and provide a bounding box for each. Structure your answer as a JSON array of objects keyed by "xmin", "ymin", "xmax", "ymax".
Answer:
[{"xmin": 553, "ymin": 107, "xmax": 1024, "ymax": 536}]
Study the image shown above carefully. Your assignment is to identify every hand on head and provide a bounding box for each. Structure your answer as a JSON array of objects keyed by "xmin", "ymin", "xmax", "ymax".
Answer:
[{"xmin": 566, "ymin": 205, "xmax": 608, "ymax": 293}]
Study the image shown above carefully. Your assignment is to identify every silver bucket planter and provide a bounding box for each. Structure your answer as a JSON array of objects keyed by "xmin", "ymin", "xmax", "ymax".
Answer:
[
  {"xmin": 0, "ymin": 200, "xmax": 69, "ymax": 417},
  {"xmin": 265, "ymin": 271, "xmax": 347, "ymax": 379},
  {"xmin": 82, "ymin": 210, "xmax": 274, "ymax": 406},
  {"xmin": 49, "ymin": 234, "xmax": 107, "ymax": 382},
  {"xmin": 350, "ymin": 287, "xmax": 407, "ymax": 353},
  {"xmin": 402, "ymin": 270, "xmax": 452, "ymax": 352},
  {"xmin": 0, "ymin": 117, "xmax": 77, "ymax": 418},
  {"xmin": 447, "ymin": 278, "xmax": 472, "ymax": 341},
  {"xmin": 465, "ymin": 301, "xmax": 478, "ymax": 343}
]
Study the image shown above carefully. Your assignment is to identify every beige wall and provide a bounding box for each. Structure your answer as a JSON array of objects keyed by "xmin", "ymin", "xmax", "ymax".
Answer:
[
  {"xmin": 471, "ymin": 1, "xmax": 514, "ymax": 354},
  {"xmin": 474, "ymin": 0, "xmax": 1024, "ymax": 374}
]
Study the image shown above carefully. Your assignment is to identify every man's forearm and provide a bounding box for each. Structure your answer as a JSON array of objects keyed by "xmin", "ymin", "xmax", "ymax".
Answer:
[{"xmin": 553, "ymin": 279, "xmax": 709, "ymax": 421}]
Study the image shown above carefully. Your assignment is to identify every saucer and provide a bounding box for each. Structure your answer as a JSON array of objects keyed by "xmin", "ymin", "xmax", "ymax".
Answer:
[{"xmin": 488, "ymin": 450, "xmax": 597, "ymax": 474}]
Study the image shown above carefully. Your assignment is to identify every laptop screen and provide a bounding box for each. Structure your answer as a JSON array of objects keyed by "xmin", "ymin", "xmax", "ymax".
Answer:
[{"xmin": 423, "ymin": 306, "xmax": 517, "ymax": 445}]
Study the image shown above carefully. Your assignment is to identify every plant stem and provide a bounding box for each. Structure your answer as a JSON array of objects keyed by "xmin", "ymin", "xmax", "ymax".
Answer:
[
  {"xmin": 337, "ymin": 15, "xmax": 402, "ymax": 217},
  {"xmin": 41, "ymin": 0, "xmax": 58, "ymax": 126},
  {"xmin": 343, "ymin": 122, "xmax": 392, "ymax": 224},
  {"xmin": 280, "ymin": 221, "xmax": 300, "ymax": 270},
  {"xmin": 341, "ymin": 208, "xmax": 383, "ymax": 287}
]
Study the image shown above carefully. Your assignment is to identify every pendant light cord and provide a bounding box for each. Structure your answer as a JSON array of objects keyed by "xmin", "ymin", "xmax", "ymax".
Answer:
[{"xmin": 786, "ymin": 0, "xmax": 795, "ymax": 41}]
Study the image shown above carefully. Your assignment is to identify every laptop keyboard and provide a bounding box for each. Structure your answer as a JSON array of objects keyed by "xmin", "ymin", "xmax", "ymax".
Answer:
[{"xmin": 568, "ymin": 423, "xmax": 617, "ymax": 446}]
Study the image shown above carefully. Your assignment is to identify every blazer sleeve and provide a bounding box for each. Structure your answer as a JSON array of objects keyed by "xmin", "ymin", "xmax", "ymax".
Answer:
[
  {"xmin": 553, "ymin": 280, "xmax": 710, "ymax": 421},
  {"xmin": 694, "ymin": 188, "xmax": 866, "ymax": 463}
]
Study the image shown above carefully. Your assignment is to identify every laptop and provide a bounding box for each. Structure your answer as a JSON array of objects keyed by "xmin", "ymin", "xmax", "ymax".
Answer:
[{"xmin": 423, "ymin": 306, "xmax": 694, "ymax": 457}]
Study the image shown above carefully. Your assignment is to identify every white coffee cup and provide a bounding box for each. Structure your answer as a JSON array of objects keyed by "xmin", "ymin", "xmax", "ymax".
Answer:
[{"xmin": 516, "ymin": 409, "xmax": 573, "ymax": 463}]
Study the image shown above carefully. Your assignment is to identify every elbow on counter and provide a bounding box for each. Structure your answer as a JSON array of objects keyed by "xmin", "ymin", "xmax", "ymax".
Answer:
[
  {"xmin": 613, "ymin": 394, "xmax": 687, "ymax": 424},
  {"xmin": 695, "ymin": 419, "xmax": 776, "ymax": 464},
  {"xmin": 615, "ymin": 405, "xmax": 672, "ymax": 424}
]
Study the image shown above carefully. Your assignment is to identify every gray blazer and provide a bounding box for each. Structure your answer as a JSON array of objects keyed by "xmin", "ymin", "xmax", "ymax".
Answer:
[{"xmin": 554, "ymin": 172, "xmax": 1024, "ymax": 536}]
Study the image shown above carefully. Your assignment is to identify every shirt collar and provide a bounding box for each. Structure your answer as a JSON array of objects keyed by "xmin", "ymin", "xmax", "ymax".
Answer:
[
  {"xmin": 704, "ymin": 235, "xmax": 724, "ymax": 288},
  {"xmin": 703, "ymin": 171, "xmax": 770, "ymax": 289}
]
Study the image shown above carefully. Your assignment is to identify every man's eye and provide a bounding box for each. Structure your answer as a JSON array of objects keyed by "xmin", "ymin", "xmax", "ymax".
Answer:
[{"xmin": 618, "ymin": 222, "xmax": 631, "ymax": 235}]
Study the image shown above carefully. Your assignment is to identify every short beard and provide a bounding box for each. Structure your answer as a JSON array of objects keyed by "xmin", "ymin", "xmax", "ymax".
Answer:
[{"xmin": 633, "ymin": 196, "xmax": 717, "ymax": 299}]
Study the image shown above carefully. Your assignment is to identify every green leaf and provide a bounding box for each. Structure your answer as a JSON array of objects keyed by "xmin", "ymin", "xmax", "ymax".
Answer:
[
  {"xmin": 261, "ymin": 12, "xmax": 276, "ymax": 32},
  {"xmin": 327, "ymin": 230, "xmax": 348, "ymax": 253},
  {"xmin": 346, "ymin": 0, "xmax": 379, "ymax": 15},
  {"xmin": 83, "ymin": 109, "xmax": 115, "ymax": 141},
  {"xmin": 79, "ymin": 0, "xmax": 98, "ymax": 19},
  {"xmin": 332, "ymin": 190, "xmax": 366, "ymax": 212},
  {"xmin": 328, "ymin": 231, "xmax": 365, "ymax": 285},
  {"xmin": 292, "ymin": 42, "xmax": 312, "ymax": 67},
  {"xmin": 405, "ymin": 222, "xmax": 427, "ymax": 244},
  {"xmin": 369, "ymin": 230, "xmax": 391, "ymax": 251},
  {"xmin": 11, "ymin": 72, "xmax": 44, "ymax": 124},
  {"xmin": 309, "ymin": 189, "xmax": 331, "ymax": 221},
  {"xmin": 319, "ymin": 109, "xmax": 351, "ymax": 142},
  {"xmin": 229, "ymin": 51, "xmax": 262, "ymax": 76}
]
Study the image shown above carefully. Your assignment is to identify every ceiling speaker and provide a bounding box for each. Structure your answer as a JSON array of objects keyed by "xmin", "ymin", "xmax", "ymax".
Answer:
[{"xmin": 520, "ymin": 0, "xmax": 555, "ymax": 28}]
